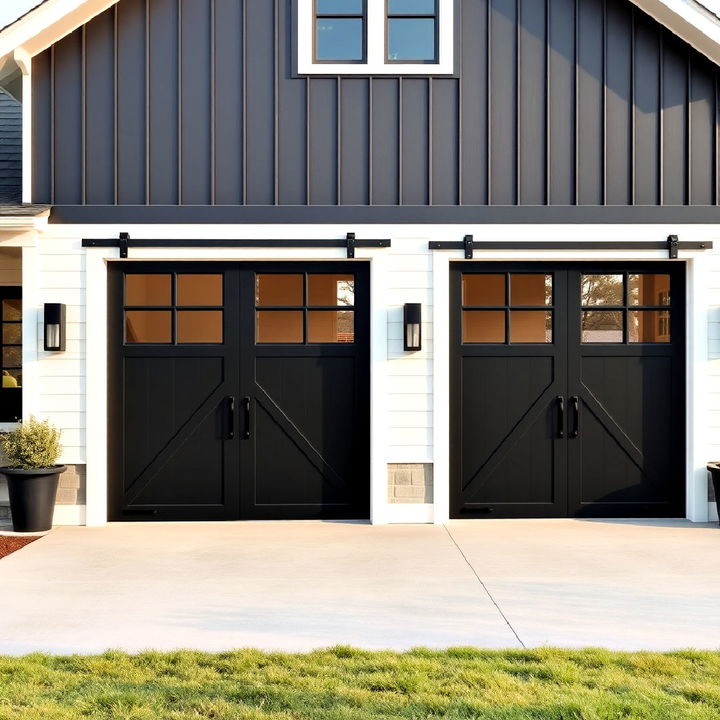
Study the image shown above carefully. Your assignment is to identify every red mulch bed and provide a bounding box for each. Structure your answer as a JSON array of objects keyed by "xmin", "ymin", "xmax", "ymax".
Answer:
[{"xmin": 0, "ymin": 535, "xmax": 41, "ymax": 559}]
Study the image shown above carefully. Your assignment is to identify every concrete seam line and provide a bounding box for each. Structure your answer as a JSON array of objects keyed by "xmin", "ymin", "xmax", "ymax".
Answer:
[{"xmin": 443, "ymin": 524, "xmax": 526, "ymax": 649}]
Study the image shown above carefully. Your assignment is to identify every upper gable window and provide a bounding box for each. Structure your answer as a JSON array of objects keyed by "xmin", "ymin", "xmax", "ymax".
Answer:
[{"xmin": 299, "ymin": 0, "xmax": 454, "ymax": 75}]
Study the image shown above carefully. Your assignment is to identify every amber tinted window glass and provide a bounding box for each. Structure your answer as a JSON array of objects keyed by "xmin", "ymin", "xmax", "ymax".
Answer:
[
  {"xmin": 308, "ymin": 274, "xmax": 355, "ymax": 306},
  {"xmin": 2, "ymin": 299, "xmax": 21, "ymax": 321},
  {"xmin": 256, "ymin": 311, "xmax": 304, "ymax": 343},
  {"xmin": 2, "ymin": 346, "xmax": 21, "ymax": 367},
  {"xmin": 4, "ymin": 368, "xmax": 21, "ymax": 385},
  {"xmin": 177, "ymin": 274, "xmax": 223, "ymax": 306},
  {"xmin": 510, "ymin": 311, "xmax": 552, "ymax": 343},
  {"xmin": 125, "ymin": 310, "xmax": 172, "ymax": 343},
  {"xmin": 628, "ymin": 274, "xmax": 670, "ymax": 306},
  {"xmin": 510, "ymin": 274, "xmax": 552, "ymax": 306},
  {"xmin": 581, "ymin": 310, "xmax": 623, "ymax": 343},
  {"xmin": 462, "ymin": 274, "xmax": 505, "ymax": 306},
  {"xmin": 177, "ymin": 311, "xmax": 223, "ymax": 343},
  {"xmin": 581, "ymin": 274, "xmax": 623, "ymax": 306},
  {"xmin": 628, "ymin": 310, "xmax": 670, "ymax": 343},
  {"xmin": 463, "ymin": 310, "xmax": 505, "ymax": 343},
  {"xmin": 307, "ymin": 311, "xmax": 354, "ymax": 342},
  {"xmin": 2, "ymin": 324, "xmax": 21, "ymax": 345},
  {"xmin": 256, "ymin": 274, "xmax": 303, "ymax": 306},
  {"xmin": 125, "ymin": 274, "xmax": 172, "ymax": 306}
]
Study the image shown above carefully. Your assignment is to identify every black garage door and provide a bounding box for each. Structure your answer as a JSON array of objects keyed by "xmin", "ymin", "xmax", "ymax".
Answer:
[
  {"xmin": 451, "ymin": 263, "xmax": 685, "ymax": 518},
  {"xmin": 108, "ymin": 262, "xmax": 370, "ymax": 521}
]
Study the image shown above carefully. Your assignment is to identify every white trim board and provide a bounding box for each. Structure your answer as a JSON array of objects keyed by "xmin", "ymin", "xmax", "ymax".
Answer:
[{"xmin": 52, "ymin": 504, "xmax": 86, "ymax": 526}]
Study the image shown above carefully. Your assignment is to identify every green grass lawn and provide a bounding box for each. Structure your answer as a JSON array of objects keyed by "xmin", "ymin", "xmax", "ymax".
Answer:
[{"xmin": 1, "ymin": 647, "xmax": 719, "ymax": 719}]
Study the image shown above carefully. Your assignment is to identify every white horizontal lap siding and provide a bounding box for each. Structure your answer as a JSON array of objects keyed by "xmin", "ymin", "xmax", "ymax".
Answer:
[
  {"xmin": 386, "ymin": 240, "xmax": 433, "ymax": 465},
  {"xmin": 34, "ymin": 232, "xmax": 86, "ymax": 465},
  {"xmin": 705, "ymin": 252, "xmax": 720, "ymax": 521}
]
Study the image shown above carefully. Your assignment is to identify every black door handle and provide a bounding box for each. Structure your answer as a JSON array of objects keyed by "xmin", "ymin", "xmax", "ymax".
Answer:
[
  {"xmin": 227, "ymin": 396, "xmax": 235, "ymax": 440},
  {"xmin": 557, "ymin": 396, "xmax": 564, "ymax": 439},
  {"xmin": 243, "ymin": 396, "xmax": 251, "ymax": 439},
  {"xmin": 570, "ymin": 396, "xmax": 579, "ymax": 438}
]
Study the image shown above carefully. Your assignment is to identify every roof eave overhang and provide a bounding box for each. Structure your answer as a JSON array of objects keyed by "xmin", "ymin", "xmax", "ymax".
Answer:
[
  {"xmin": 0, "ymin": 0, "xmax": 119, "ymax": 78},
  {"xmin": 631, "ymin": 0, "xmax": 720, "ymax": 67}
]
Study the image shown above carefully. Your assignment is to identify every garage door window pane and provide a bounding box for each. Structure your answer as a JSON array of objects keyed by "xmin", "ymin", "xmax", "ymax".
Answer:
[
  {"xmin": 510, "ymin": 311, "xmax": 552, "ymax": 343},
  {"xmin": 462, "ymin": 274, "xmax": 505, "ymax": 306},
  {"xmin": 256, "ymin": 275, "xmax": 303, "ymax": 306},
  {"xmin": 3, "ymin": 323, "xmax": 21, "ymax": 345},
  {"xmin": 628, "ymin": 274, "xmax": 670, "ymax": 306},
  {"xmin": 581, "ymin": 274, "xmax": 623, "ymax": 306},
  {"xmin": 581, "ymin": 310, "xmax": 623, "ymax": 343},
  {"xmin": 628, "ymin": 311, "xmax": 670, "ymax": 343},
  {"xmin": 463, "ymin": 310, "xmax": 505, "ymax": 343},
  {"xmin": 3, "ymin": 368, "xmax": 21, "ymax": 385},
  {"xmin": 510, "ymin": 274, "xmax": 552, "ymax": 306},
  {"xmin": 308, "ymin": 311, "xmax": 354, "ymax": 343},
  {"xmin": 2, "ymin": 299, "xmax": 21, "ymax": 321},
  {"xmin": 2, "ymin": 346, "xmax": 21, "ymax": 367},
  {"xmin": 177, "ymin": 275, "xmax": 223, "ymax": 306},
  {"xmin": 177, "ymin": 311, "xmax": 223, "ymax": 344},
  {"xmin": 256, "ymin": 311, "xmax": 304, "ymax": 343},
  {"xmin": 126, "ymin": 311, "xmax": 172, "ymax": 343},
  {"xmin": 308, "ymin": 274, "xmax": 355, "ymax": 306},
  {"xmin": 125, "ymin": 275, "xmax": 172, "ymax": 306}
]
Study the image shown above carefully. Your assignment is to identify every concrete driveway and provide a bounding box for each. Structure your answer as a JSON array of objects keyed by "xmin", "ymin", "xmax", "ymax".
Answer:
[{"xmin": 0, "ymin": 519, "xmax": 718, "ymax": 655}]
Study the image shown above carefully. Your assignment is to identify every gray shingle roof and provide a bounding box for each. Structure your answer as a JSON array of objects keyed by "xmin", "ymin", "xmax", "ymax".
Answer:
[{"xmin": 0, "ymin": 88, "xmax": 21, "ymax": 205}]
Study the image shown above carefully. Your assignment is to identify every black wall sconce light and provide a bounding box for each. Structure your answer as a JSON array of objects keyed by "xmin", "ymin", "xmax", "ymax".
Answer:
[
  {"xmin": 44, "ymin": 303, "xmax": 66, "ymax": 352},
  {"xmin": 403, "ymin": 303, "xmax": 422, "ymax": 352}
]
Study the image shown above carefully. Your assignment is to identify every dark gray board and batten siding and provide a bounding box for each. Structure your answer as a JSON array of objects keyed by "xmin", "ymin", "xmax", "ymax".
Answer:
[{"xmin": 32, "ymin": 0, "xmax": 720, "ymax": 221}]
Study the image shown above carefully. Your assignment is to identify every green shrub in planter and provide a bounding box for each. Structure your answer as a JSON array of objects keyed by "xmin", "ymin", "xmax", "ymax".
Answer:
[
  {"xmin": 1, "ymin": 417, "xmax": 65, "ymax": 532},
  {"xmin": 1, "ymin": 417, "xmax": 62, "ymax": 469}
]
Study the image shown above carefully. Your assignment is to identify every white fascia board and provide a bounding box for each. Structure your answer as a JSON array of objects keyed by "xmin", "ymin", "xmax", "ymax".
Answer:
[
  {"xmin": 0, "ymin": 213, "xmax": 48, "ymax": 235},
  {"xmin": 0, "ymin": 0, "xmax": 119, "ymax": 62},
  {"xmin": 630, "ymin": 0, "xmax": 720, "ymax": 67}
]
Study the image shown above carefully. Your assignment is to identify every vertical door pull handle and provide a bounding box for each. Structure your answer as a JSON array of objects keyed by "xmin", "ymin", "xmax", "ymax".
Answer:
[
  {"xmin": 243, "ymin": 396, "xmax": 251, "ymax": 439},
  {"xmin": 227, "ymin": 396, "xmax": 235, "ymax": 440},
  {"xmin": 570, "ymin": 396, "xmax": 579, "ymax": 438},
  {"xmin": 557, "ymin": 396, "xmax": 565, "ymax": 439}
]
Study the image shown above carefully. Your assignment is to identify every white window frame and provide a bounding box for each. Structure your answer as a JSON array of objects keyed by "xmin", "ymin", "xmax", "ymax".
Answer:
[{"xmin": 297, "ymin": 0, "xmax": 454, "ymax": 75}]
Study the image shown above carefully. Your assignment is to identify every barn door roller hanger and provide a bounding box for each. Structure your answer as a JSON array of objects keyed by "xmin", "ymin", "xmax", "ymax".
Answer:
[
  {"xmin": 83, "ymin": 232, "xmax": 391, "ymax": 259},
  {"xmin": 429, "ymin": 234, "xmax": 711, "ymax": 259}
]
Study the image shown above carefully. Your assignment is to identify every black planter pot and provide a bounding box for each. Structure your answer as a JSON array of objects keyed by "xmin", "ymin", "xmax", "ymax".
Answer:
[
  {"xmin": 2, "ymin": 466, "xmax": 66, "ymax": 533},
  {"xmin": 706, "ymin": 463, "xmax": 720, "ymax": 526}
]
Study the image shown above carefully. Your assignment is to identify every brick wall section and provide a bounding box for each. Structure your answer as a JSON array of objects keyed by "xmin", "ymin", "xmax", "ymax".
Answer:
[
  {"xmin": 387, "ymin": 463, "xmax": 433, "ymax": 503},
  {"xmin": 56, "ymin": 464, "xmax": 86, "ymax": 505}
]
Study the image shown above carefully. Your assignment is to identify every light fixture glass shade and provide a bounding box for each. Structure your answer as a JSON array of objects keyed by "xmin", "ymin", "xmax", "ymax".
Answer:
[
  {"xmin": 44, "ymin": 303, "xmax": 66, "ymax": 351},
  {"xmin": 403, "ymin": 303, "xmax": 422, "ymax": 351},
  {"xmin": 45, "ymin": 324, "xmax": 61, "ymax": 350}
]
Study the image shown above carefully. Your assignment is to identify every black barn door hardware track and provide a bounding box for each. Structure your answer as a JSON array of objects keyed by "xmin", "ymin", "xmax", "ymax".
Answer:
[
  {"xmin": 84, "ymin": 232, "xmax": 390, "ymax": 259},
  {"xmin": 430, "ymin": 234, "xmax": 710, "ymax": 259}
]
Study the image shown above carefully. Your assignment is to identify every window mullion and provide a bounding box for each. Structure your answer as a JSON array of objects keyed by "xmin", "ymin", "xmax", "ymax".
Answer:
[{"xmin": 366, "ymin": 0, "xmax": 383, "ymax": 67}]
